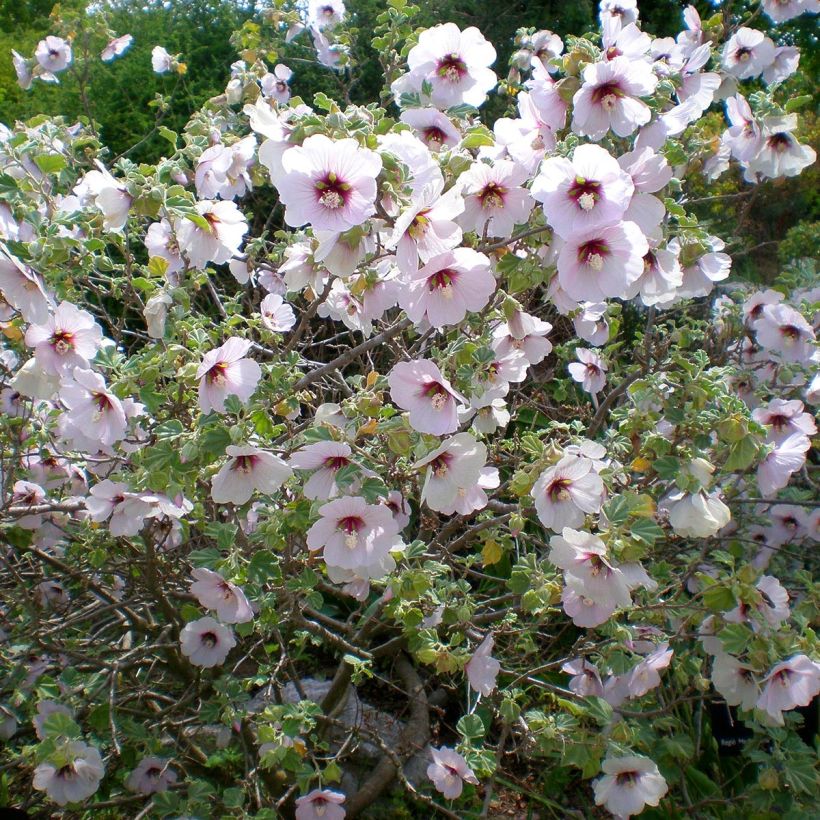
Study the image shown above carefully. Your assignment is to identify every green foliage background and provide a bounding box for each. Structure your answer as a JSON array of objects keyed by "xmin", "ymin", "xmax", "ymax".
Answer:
[{"xmin": 0, "ymin": 0, "xmax": 817, "ymax": 281}]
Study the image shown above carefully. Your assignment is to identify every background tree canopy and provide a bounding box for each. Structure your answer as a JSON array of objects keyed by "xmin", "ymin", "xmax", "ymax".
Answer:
[{"xmin": 0, "ymin": 0, "xmax": 817, "ymax": 279}]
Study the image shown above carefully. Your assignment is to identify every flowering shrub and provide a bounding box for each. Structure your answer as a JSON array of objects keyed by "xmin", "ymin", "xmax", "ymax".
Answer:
[{"xmin": 1, "ymin": 0, "xmax": 818, "ymax": 817}]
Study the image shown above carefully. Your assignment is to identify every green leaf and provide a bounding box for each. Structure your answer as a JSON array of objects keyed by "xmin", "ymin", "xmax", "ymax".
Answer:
[
  {"xmin": 248, "ymin": 550, "xmax": 280, "ymax": 583},
  {"xmin": 652, "ymin": 455, "xmax": 680, "ymax": 480},
  {"xmin": 717, "ymin": 623, "xmax": 753, "ymax": 654},
  {"xmin": 582, "ymin": 696, "xmax": 613, "ymax": 726},
  {"xmin": 783, "ymin": 757, "xmax": 818, "ymax": 794},
  {"xmin": 457, "ymin": 713, "xmax": 486, "ymax": 740},
  {"xmin": 158, "ymin": 126, "xmax": 178, "ymax": 146},
  {"xmin": 629, "ymin": 518, "xmax": 664, "ymax": 546},
  {"xmin": 603, "ymin": 495, "xmax": 630, "ymax": 525},
  {"xmin": 724, "ymin": 436, "xmax": 760, "ymax": 472},
  {"xmin": 703, "ymin": 585, "xmax": 737, "ymax": 612},
  {"xmin": 189, "ymin": 547, "xmax": 221, "ymax": 567},
  {"xmin": 35, "ymin": 154, "xmax": 67, "ymax": 174},
  {"xmin": 785, "ymin": 95, "xmax": 813, "ymax": 112},
  {"xmin": 42, "ymin": 712, "xmax": 81, "ymax": 740}
]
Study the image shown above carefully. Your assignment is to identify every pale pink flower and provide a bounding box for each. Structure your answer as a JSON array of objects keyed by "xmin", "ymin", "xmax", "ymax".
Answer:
[
  {"xmin": 466, "ymin": 633, "xmax": 500, "ymax": 696},
  {"xmin": 569, "ymin": 349, "xmax": 607, "ymax": 394},
  {"xmin": 12, "ymin": 479, "xmax": 46, "ymax": 528},
  {"xmin": 662, "ymin": 489, "xmax": 730, "ymax": 538},
  {"xmin": 593, "ymin": 755, "xmax": 668, "ymax": 818},
  {"xmin": 557, "ymin": 221, "xmax": 647, "ymax": 302},
  {"xmin": 311, "ymin": 28, "xmax": 345, "ymax": 70},
  {"xmin": 763, "ymin": 0, "xmax": 819, "ymax": 23},
  {"xmin": 144, "ymin": 291, "xmax": 172, "ymax": 339},
  {"xmin": 668, "ymin": 236, "xmax": 731, "ymax": 300},
  {"xmin": 766, "ymin": 504, "xmax": 809, "ymax": 546},
  {"xmin": 260, "ymin": 294, "xmax": 296, "ymax": 332},
  {"xmin": 25, "ymin": 302, "xmax": 103, "ymax": 376},
  {"xmin": 625, "ymin": 245, "xmax": 682, "ymax": 306},
  {"xmin": 599, "ymin": 0, "xmax": 639, "ymax": 26},
  {"xmin": 754, "ymin": 303, "xmax": 815, "ymax": 362},
  {"xmin": 427, "ymin": 746, "xmax": 478, "ymax": 799},
  {"xmin": 383, "ymin": 490, "xmax": 411, "ymax": 530},
  {"xmin": 276, "ymin": 135, "xmax": 381, "ymax": 231},
  {"xmin": 101, "ymin": 34, "xmax": 133, "ymax": 62},
  {"xmin": 34, "ymin": 36, "xmax": 72, "ymax": 74},
  {"xmin": 289, "ymin": 441, "xmax": 355, "ymax": 500},
  {"xmin": 457, "ymin": 160, "xmax": 533, "ymax": 238},
  {"xmin": 399, "ymin": 108, "xmax": 461, "ymax": 151},
  {"xmin": 415, "ymin": 432, "xmax": 487, "ymax": 513},
  {"xmin": 392, "ymin": 23, "xmax": 497, "ymax": 109},
  {"xmin": 190, "ymin": 567, "xmax": 254, "ymax": 623},
  {"xmin": 387, "ymin": 181, "xmax": 463, "ymax": 276},
  {"xmin": 562, "ymin": 583, "xmax": 617, "ymax": 628},
  {"xmin": 59, "ymin": 368, "xmax": 127, "ymax": 447},
  {"xmin": 462, "ymin": 393, "xmax": 510, "ymax": 435},
  {"xmin": 491, "ymin": 310, "xmax": 552, "ymax": 366},
  {"xmin": 126, "ymin": 757, "xmax": 177, "ymax": 795},
  {"xmin": 435, "ymin": 466, "xmax": 499, "ymax": 516},
  {"xmin": 562, "ymin": 658, "xmax": 604, "ymax": 697},
  {"xmin": 756, "ymin": 654, "xmax": 820, "ymax": 725},
  {"xmin": 176, "ymin": 200, "xmax": 248, "ymax": 268},
  {"xmin": 74, "ymin": 166, "xmax": 132, "ymax": 232},
  {"xmin": 531, "ymin": 456, "xmax": 605, "ymax": 532},
  {"xmin": 211, "ymin": 445, "xmax": 292, "ymax": 505},
  {"xmin": 197, "ymin": 337, "xmax": 261, "ymax": 414},
  {"xmin": 724, "ymin": 95, "xmax": 763, "ymax": 164},
  {"xmin": 722, "ymin": 28, "xmax": 775, "ymax": 80},
  {"xmin": 34, "ymin": 580, "xmax": 69, "ymax": 611},
  {"xmin": 762, "ymin": 46, "xmax": 800, "ymax": 86},
  {"xmin": 711, "ymin": 654, "xmax": 760, "ymax": 711},
  {"xmin": 145, "ymin": 219, "xmax": 184, "ymax": 281},
  {"xmin": 151, "ymin": 46, "xmax": 172, "ymax": 74},
  {"xmin": 627, "ymin": 643, "xmax": 673, "ymax": 697},
  {"xmin": 572, "ymin": 56, "xmax": 658, "ymax": 141},
  {"xmin": 261, "ymin": 64, "xmax": 293, "ymax": 104},
  {"xmin": 401, "ymin": 248, "xmax": 495, "ymax": 329},
  {"xmin": 533, "ymin": 144, "xmax": 633, "ymax": 239},
  {"xmin": 747, "ymin": 116, "xmax": 816, "ymax": 180},
  {"xmin": 726, "ymin": 574, "xmax": 790, "ymax": 630},
  {"xmin": 308, "ymin": 0, "xmax": 345, "ymax": 29},
  {"xmin": 753, "ymin": 398, "xmax": 816, "ymax": 444},
  {"xmin": 757, "ymin": 433, "xmax": 811, "ymax": 497},
  {"xmin": 12, "ymin": 50, "xmax": 32, "ymax": 90},
  {"xmin": 295, "ymin": 788, "xmax": 346, "ymax": 820},
  {"xmin": 387, "ymin": 359, "xmax": 465, "ymax": 435},
  {"xmin": 306, "ymin": 496, "xmax": 399, "ymax": 570},
  {"xmin": 0, "ymin": 250, "xmax": 51, "ymax": 324},
  {"xmin": 179, "ymin": 616, "xmax": 236, "ymax": 668},
  {"xmin": 33, "ymin": 741, "xmax": 104, "ymax": 806}
]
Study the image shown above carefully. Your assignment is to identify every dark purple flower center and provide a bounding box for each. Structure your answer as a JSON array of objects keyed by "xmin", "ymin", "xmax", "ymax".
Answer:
[
  {"xmin": 577, "ymin": 239, "xmax": 610, "ymax": 270},
  {"xmin": 427, "ymin": 268, "xmax": 458, "ymax": 293},
  {"xmin": 779, "ymin": 324, "xmax": 801, "ymax": 341},
  {"xmin": 323, "ymin": 455, "xmax": 351, "ymax": 471},
  {"xmin": 568, "ymin": 177, "xmax": 602, "ymax": 211},
  {"xmin": 232, "ymin": 454, "xmax": 259, "ymax": 473},
  {"xmin": 428, "ymin": 452, "xmax": 453, "ymax": 477},
  {"xmin": 616, "ymin": 771, "xmax": 639, "ymax": 785},
  {"xmin": 735, "ymin": 47, "xmax": 753, "ymax": 62},
  {"xmin": 436, "ymin": 53, "xmax": 467, "ymax": 83},
  {"xmin": 423, "ymin": 126, "xmax": 448, "ymax": 146},
  {"xmin": 201, "ymin": 631, "xmax": 218, "ymax": 648},
  {"xmin": 767, "ymin": 133, "xmax": 791, "ymax": 153},
  {"xmin": 479, "ymin": 182, "xmax": 506, "ymax": 209},
  {"xmin": 50, "ymin": 329, "xmax": 75, "ymax": 355},
  {"xmin": 315, "ymin": 172, "xmax": 350, "ymax": 210},
  {"xmin": 206, "ymin": 361, "xmax": 229, "ymax": 385},
  {"xmin": 420, "ymin": 381, "xmax": 450, "ymax": 411},
  {"xmin": 338, "ymin": 515, "xmax": 365, "ymax": 534},
  {"xmin": 547, "ymin": 478, "xmax": 572, "ymax": 501},
  {"xmin": 591, "ymin": 83, "xmax": 625, "ymax": 109}
]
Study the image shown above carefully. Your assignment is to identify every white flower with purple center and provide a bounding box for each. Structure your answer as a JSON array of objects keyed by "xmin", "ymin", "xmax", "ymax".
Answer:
[
  {"xmin": 176, "ymin": 200, "xmax": 248, "ymax": 269},
  {"xmin": 32, "ymin": 741, "xmax": 104, "ymax": 806},
  {"xmin": 747, "ymin": 115, "xmax": 817, "ymax": 180},
  {"xmin": 196, "ymin": 337, "xmax": 261, "ymax": 414},
  {"xmin": 276, "ymin": 134, "xmax": 381, "ymax": 232},
  {"xmin": 34, "ymin": 36, "xmax": 72, "ymax": 74},
  {"xmin": 289, "ymin": 441, "xmax": 356, "ymax": 500},
  {"xmin": 572, "ymin": 56, "xmax": 658, "ymax": 141},
  {"xmin": 532, "ymin": 144, "xmax": 634, "ymax": 239},
  {"xmin": 754, "ymin": 303, "xmax": 816, "ymax": 363},
  {"xmin": 210, "ymin": 445, "xmax": 292, "ymax": 505},
  {"xmin": 0, "ymin": 250, "xmax": 51, "ymax": 324},
  {"xmin": 756, "ymin": 654, "xmax": 820, "ymax": 725},
  {"xmin": 427, "ymin": 746, "xmax": 479, "ymax": 799},
  {"xmin": 101, "ymin": 34, "xmax": 133, "ymax": 63},
  {"xmin": 261, "ymin": 64, "xmax": 293, "ymax": 104},
  {"xmin": 466, "ymin": 633, "xmax": 500, "ymax": 696},
  {"xmin": 387, "ymin": 359, "xmax": 465, "ymax": 436},
  {"xmin": 457, "ymin": 160, "xmax": 534, "ymax": 238},
  {"xmin": 531, "ymin": 455, "xmax": 605, "ymax": 532},
  {"xmin": 556, "ymin": 221, "xmax": 647, "ymax": 302},
  {"xmin": 306, "ymin": 496, "xmax": 399, "ymax": 571},
  {"xmin": 401, "ymin": 248, "xmax": 495, "ymax": 329},
  {"xmin": 59, "ymin": 368, "xmax": 127, "ymax": 447},
  {"xmin": 260, "ymin": 293, "xmax": 296, "ymax": 332},
  {"xmin": 179, "ymin": 616, "xmax": 236, "ymax": 668},
  {"xmin": 126, "ymin": 756, "xmax": 177, "ymax": 795},
  {"xmin": 711, "ymin": 654, "xmax": 760, "ymax": 711},
  {"xmin": 568, "ymin": 348, "xmax": 608, "ymax": 394},
  {"xmin": 391, "ymin": 23, "xmax": 497, "ymax": 110},
  {"xmin": 25, "ymin": 301, "xmax": 103, "ymax": 377},
  {"xmin": 491, "ymin": 310, "xmax": 553, "ymax": 366},
  {"xmin": 722, "ymin": 27, "xmax": 776, "ymax": 80},
  {"xmin": 753, "ymin": 398, "xmax": 817, "ymax": 444},
  {"xmin": 399, "ymin": 108, "xmax": 462, "ymax": 151},
  {"xmin": 756, "ymin": 433, "xmax": 811, "ymax": 497},
  {"xmin": 593, "ymin": 754, "xmax": 668, "ymax": 818},
  {"xmin": 190, "ymin": 567, "xmax": 254, "ymax": 624},
  {"xmin": 415, "ymin": 433, "xmax": 488, "ymax": 513}
]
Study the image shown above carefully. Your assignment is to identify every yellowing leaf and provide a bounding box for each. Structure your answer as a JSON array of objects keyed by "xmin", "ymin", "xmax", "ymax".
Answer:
[
  {"xmin": 366, "ymin": 370, "xmax": 379, "ymax": 389},
  {"xmin": 631, "ymin": 457, "xmax": 651, "ymax": 473},
  {"xmin": 631, "ymin": 493, "xmax": 656, "ymax": 517},
  {"xmin": 356, "ymin": 419, "xmax": 378, "ymax": 438},
  {"xmin": 1, "ymin": 323, "xmax": 22, "ymax": 341},
  {"xmin": 482, "ymin": 539, "xmax": 503, "ymax": 566}
]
